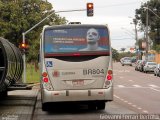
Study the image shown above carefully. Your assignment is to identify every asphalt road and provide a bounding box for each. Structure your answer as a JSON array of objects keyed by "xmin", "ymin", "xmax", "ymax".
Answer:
[
  {"xmin": 113, "ymin": 62, "xmax": 160, "ymax": 114},
  {"xmin": 32, "ymin": 62, "xmax": 160, "ymax": 120},
  {"xmin": 1, "ymin": 62, "xmax": 160, "ymax": 120}
]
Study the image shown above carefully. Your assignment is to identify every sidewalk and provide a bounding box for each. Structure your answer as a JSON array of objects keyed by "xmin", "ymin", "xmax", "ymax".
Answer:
[{"xmin": 0, "ymin": 87, "xmax": 39, "ymax": 120}]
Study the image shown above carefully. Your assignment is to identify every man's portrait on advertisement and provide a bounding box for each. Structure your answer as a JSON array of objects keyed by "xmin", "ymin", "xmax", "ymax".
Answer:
[{"xmin": 79, "ymin": 28, "xmax": 107, "ymax": 51}]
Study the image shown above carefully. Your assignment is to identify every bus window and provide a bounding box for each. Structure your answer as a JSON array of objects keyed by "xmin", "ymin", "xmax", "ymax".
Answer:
[{"xmin": 44, "ymin": 27, "xmax": 110, "ymax": 56}]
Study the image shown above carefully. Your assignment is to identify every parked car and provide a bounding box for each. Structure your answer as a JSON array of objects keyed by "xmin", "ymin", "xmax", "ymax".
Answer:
[
  {"xmin": 135, "ymin": 60, "xmax": 142, "ymax": 71},
  {"xmin": 143, "ymin": 62, "xmax": 157, "ymax": 73},
  {"xmin": 139, "ymin": 60, "xmax": 147, "ymax": 72},
  {"xmin": 120, "ymin": 57, "xmax": 132, "ymax": 66},
  {"xmin": 154, "ymin": 64, "xmax": 160, "ymax": 76},
  {"xmin": 131, "ymin": 57, "xmax": 136, "ymax": 63}
]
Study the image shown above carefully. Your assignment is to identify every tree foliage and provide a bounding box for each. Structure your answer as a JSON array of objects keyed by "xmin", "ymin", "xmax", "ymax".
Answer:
[
  {"xmin": 120, "ymin": 48, "xmax": 126, "ymax": 52},
  {"xmin": 135, "ymin": 0, "xmax": 160, "ymax": 52},
  {"xmin": 112, "ymin": 48, "xmax": 119, "ymax": 61},
  {"xmin": 0, "ymin": 0, "xmax": 67, "ymax": 61}
]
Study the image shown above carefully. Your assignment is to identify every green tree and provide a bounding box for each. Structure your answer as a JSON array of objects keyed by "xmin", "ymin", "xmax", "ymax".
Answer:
[
  {"xmin": 0, "ymin": 0, "xmax": 67, "ymax": 61},
  {"xmin": 135, "ymin": 0, "xmax": 160, "ymax": 51},
  {"xmin": 112, "ymin": 48, "xmax": 119, "ymax": 62},
  {"xmin": 120, "ymin": 48, "xmax": 126, "ymax": 52}
]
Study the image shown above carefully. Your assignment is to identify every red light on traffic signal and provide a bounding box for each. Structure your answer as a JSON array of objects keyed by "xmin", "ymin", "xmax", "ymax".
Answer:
[
  {"xmin": 19, "ymin": 43, "xmax": 28, "ymax": 49},
  {"xmin": 21, "ymin": 43, "xmax": 26, "ymax": 48},
  {"xmin": 87, "ymin": 3, "xmax": 93, "ymax": 8},
  {"xmin": 87, "ymin": 3, "xmax": 93, "ymax": 17}
]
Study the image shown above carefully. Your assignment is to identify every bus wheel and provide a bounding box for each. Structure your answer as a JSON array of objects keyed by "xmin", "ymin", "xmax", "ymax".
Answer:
[
  {"xmin": 0, "ymin": 91, "xmax": 7, "ymax": 98},
  {"xmin": 88, "ymin": 103, "xmax": 96, "ymax": 110},
  {"xmin": 97, "ymin": 102, "xmax": 105, "ymax": 110},
  {"xmin": 42, "ymin": 103, "xmax": 48, "ymax": 111}
]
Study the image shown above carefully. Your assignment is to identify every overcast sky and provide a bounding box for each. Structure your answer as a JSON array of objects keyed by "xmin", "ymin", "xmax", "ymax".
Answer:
[{"xmin": 47, "ymin": 0, "xmax": 148, "ymax": 51}]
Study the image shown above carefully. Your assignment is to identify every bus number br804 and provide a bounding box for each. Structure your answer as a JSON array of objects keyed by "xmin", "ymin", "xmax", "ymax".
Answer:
[{"xmin": 83, "ymin": 69, "xmax": 105, "ymax": 75}]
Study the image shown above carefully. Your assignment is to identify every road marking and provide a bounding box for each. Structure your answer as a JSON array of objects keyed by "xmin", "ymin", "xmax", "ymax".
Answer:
[
  {"xmin": 150, "ymin": 88, "xmax": 160, "ymax": 92},
  {"xmin": 114, "ymin": 94, "xmax": 149, "ymax": 113},
  {"xmin": 117, "ymin": 85, "xmax": 125, "ymax": 88},
  {"xmin": 119, "ymin": 76, "xmax": 124, "ymax": 79},
  {"xmin": 132, "ymin": 85, "xmax": 142, "ymax": 87},
  {"xmin": 149, "ymin": 84, "xmax": 159, "ymax": 88},
  {"xmin": 132, "ymin": 105, "xmax": 137, "ymax": 107},
  {"xmin": 129, "ymin": 80, "xmax": 134, "ymax": 82},
  {"xmin": 114, "ymin": 95, "xmax": 120, "ymax": 98},
  {"xmin": 116, "ymin": 84, "xmax": 160, "ymax": 88},
  {"xmin": 118, "ymin": 70, "xmax": 130, "ymax": 73},
  {"xmin": 120, "ymin": 98, "xmax": 124, "ymax": 101},
  {"xmin": 143, "ymin": 110, "xmax": 149, "ymax": 113}
]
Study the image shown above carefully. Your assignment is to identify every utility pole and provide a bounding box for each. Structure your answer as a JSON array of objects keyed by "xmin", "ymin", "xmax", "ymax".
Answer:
[
  {"xmin": 133, "ymin": 18, "xmax": 139, "ymax": 60},
  {"xmin": 145, "ymin": 6, "xmax": 149, "ymax": 61}
]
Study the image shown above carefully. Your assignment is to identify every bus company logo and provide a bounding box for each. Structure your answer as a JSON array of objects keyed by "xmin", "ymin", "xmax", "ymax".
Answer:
[
  {"xmin": 46, "ymin": 61, "xmax": 53, "ymax": 67},
  {"xmin": 83, "ymin": 69, "xmax": 105, "ymax": 75},
  {"xmin": 53, "ymin": 70, "xmax": 60, "ymax": 77},
  {"xmin": 61, "ymin": 72, "xmax": 76, "ymax": 75}
]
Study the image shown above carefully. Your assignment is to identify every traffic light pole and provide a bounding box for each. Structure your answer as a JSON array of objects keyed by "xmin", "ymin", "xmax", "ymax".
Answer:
[
  {"xmin": 22, "ymin": 9, "xmax": 86, "ymax": 83},
  {"xmin": 22, "ymin": 33, "xmax": 26, "ymax": 83},
  {"xmin": 145, "ymin": 6, "xmax": 149, "ymax": 61}
]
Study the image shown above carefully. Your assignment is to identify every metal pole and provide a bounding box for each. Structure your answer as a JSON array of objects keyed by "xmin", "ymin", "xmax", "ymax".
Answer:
[
  {"xmin": 145, "ymin": 6, "xmax": 149, "ymax": 61},
  {"xmin": 22, "ymin": 33, "xmax": 26, "ymax": 83},
  {"xmin": 24, "ymin": 9, "xmax": 86, "ymax": 35},
  {"xmin": 22, "ymin": 9, "xmax": 86, "ymax": 83},
  {"xmin": 133, "ymin": 19, "xmax": 139, "ymax": 60}
]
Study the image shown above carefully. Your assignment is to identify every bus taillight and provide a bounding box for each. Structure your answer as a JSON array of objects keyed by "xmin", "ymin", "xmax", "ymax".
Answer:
[
  {"xmin": 108, "ymin": 70, "xmax": 112, "ymax": 75},
  {"xmin": 42, "ymin": 72, "xmax": 48, "ymax": 77},
  {"xmin": 106, "ymin": 70, "xmax": 113, "ymax": 82},
  {"xmin": 43, "ymin": 77, "xmax": 49, "ymax": 83},
  {"xmin": 107, "ymin": 75, "xmax": 112, "ymax": 80}
]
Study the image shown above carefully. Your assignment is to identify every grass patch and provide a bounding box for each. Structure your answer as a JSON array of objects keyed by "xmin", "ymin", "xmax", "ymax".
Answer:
[{"xmin": 26, "ymin": 63, "xmax": 40, "ymax": 83}]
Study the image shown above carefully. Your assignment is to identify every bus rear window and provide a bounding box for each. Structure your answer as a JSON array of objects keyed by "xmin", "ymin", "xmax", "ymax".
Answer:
[{"xmin": 44, "ymin": 27, "xmax": 110, "ymax": 54}]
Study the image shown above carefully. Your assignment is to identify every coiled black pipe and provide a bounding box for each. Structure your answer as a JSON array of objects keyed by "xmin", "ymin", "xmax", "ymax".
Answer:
[{"xmin": 0, "ymin": 37, "xmax": 23, "ymax": 92}]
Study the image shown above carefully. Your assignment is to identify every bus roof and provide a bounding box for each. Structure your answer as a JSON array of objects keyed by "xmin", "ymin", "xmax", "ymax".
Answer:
[{"xmin": 43, "ymin": 24, "xmax": 109, "ymax": 30}]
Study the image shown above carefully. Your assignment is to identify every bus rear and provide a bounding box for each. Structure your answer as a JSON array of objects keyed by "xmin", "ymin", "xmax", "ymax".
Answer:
[{"xmin": 40, "ymin": 24, "xmax": 113, "ymax": 110}]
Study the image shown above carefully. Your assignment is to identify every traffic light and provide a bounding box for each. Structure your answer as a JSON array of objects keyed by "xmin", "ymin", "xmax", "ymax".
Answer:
[
  {"xmin": 19, "ymin": 43, "xmax": 28, "ymax": 49},
  {"xmin": 19, "ymin": 42, "xmax": 28, "ymax": 54},
  {"xmin": 87, "ymin": 3, "xmax": 93, "ymax": 17}
]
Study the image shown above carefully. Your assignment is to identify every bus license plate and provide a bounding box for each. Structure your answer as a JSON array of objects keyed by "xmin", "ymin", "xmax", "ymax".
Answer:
[{"xmin": 72, "ymin": 80, "xmax": 84, "ymax": 86}]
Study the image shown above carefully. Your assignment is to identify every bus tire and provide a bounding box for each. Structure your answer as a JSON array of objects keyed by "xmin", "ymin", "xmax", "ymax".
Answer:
[
  {"xmin": 97, "ymin": 102, "xmax": 105, "ymax": 110},
  {"xmin": 0, "ymin": 91, "xmax": 7, "ymax": 98},
  {"xmin": 42, "ymin": 103, "xmax": 48, "ymax": 111},
  {"xmin": 88, "ymin": 103, "xmax": 96, "ymax": 110}
]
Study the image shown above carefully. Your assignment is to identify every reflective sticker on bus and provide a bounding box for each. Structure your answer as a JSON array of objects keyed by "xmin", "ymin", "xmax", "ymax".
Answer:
[{"xmin": 46, "ymin": 61, "xmax": 53, "ymax": 67}]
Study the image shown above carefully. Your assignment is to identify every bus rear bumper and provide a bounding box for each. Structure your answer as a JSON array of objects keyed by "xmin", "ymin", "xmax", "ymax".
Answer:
[{"xmin": 41, "ymin": 87, "xmax": 113, "ymax": 103}]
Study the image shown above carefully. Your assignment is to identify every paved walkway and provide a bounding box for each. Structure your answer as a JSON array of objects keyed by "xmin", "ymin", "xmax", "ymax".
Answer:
[{"xmin": 0, "ymin": 86, "xmax": 39, "ymax": 120}]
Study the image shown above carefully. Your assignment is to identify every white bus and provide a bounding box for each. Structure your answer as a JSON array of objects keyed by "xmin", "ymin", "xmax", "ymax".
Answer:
[{"xmin": 39, "ymin": 24, "xmax": 113, "ymax": 111}]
